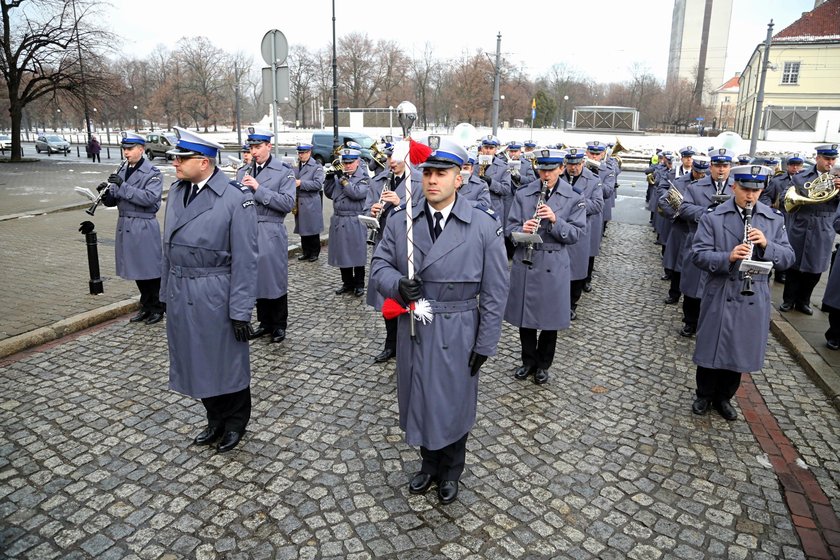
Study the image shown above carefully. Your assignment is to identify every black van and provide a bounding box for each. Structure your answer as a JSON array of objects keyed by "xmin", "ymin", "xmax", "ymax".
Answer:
[{"xmin": 311, "ymin": 131, "xmax": 377, "ymax": 166}]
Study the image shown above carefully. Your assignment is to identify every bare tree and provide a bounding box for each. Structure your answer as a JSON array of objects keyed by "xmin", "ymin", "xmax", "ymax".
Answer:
[
  {"xmin": 1, "ymin": 0, "xmax": 114, "ymax": 160},
  {"xmin": 337, "ymin": 31, "xmax": 380, "ymax": 107},
  {"xmin": 287, "ymin": 44, "xmax": 314, "ymax": 127},
  {"xmin": 410, "ymin": 43, "xmax": 435, "ymax": 129},
  {"xmin": 175, "ymin": 36, "xmax": 228, "ymax": 132}
]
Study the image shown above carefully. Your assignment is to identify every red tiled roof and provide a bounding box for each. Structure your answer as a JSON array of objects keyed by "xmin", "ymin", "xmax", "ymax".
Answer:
[
  {"xmin": 715, "ymin": 75, "xmax": 740, "ymax": 92},
  {"xmin": 773, "ymin": 0, "xmax": 840, "ymax": 42}
]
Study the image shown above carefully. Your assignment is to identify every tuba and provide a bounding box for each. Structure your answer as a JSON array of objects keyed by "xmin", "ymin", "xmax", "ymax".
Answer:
[{"xmin": 783, "ymin": 172, "xmax": 840, "ymax": 212}]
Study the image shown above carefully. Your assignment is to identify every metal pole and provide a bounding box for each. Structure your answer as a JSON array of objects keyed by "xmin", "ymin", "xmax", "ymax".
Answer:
[
  {"xmin": 749, "ymin": 20, "xmax": 774, "ymax": 157},
  {"xmin": 331, "ymin": 0, "xmax": 340, "ymax": 152},
  {"xmin": 491, "ymin": 32, "xmax": 501, "ymax": 136},
  {"xmin": 234, "ymin": 64, "xmax": 242, "ymax": 149},
  {"xmin": 79, "ymin": 221, "xmax": 104, "ymax": 294},
  {"xmin": 70, "ymin": 0, "xmax": 92, "ymax": 147},
  {"xmin": 270, "ymin": 35, "xmax": 280, "ymax": 157}
]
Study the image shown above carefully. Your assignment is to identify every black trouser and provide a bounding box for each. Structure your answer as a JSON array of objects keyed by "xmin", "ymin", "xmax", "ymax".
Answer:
[
  {"xmin": 300, "ymin": 234, "xmax": 321, "ymax": 257},
  {"xmin": 586, "ymin": 256, "xmax": 595, "ymax": 283},
  {"xmin": 201, "ymin": 386, "xmax": 251, "ymax": 434},
  {"xmin": 505, "ymin": 237, "xmax": 515, "ymax": 260},
  {"xmin": 668, "ymin": 272, "xmax": 682, "ymax": 300},
  {"xmin": 570, "ymin": 279, "xmax": 585, "ymax": 308},
  {"xmin": 91, "ymin": 153, "xmax": 100, "ymax": 163},
  {"xmin": 782, "ymin": 269, "xmax": 821, "ymax": 305},
  {"xmin": 256, "ymin": 295, "xmax": 287, "ymax": 330},
  {"xmin": 824, "ymin": 303, "xmax": 840, "ymax": 343},
  {"xmin": 696, "ymin": 366, "xmax": 742, "ymax": 402},
  {"xmin": 602, "ymin": 220, "xmax": 609, "ymax": 236},
  {"xmin": 683, "ymin": 296, "xmax": 701, "ymax": 329},
  {"xmin": 384, "ymin": 317, "xmax": 397, "ymax": 352},
  {"xmin": 420, "ymin": 432, "xmax": 468, "ymax": 482},
  {"xmin": 136, "ymin": 278, "xmax": 163, "ymax": 313},
  {"xmin": 520, "ymin": 328, "xmax": 558, "ymax": 370},
  {"xmin": 340, "ymin": 266, "xmax": 365, "ymax": 289}
]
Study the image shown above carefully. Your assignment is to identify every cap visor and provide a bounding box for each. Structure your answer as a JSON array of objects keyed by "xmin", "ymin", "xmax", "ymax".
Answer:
[
  {"xmin": 166, "ymin": 148, "xmax": 199, "ymax": 156},
  {"xmin": 419, "ymin": 160, "xmax": 459, "ymax": 169}
]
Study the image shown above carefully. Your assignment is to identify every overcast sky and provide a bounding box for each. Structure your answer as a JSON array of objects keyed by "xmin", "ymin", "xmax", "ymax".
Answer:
[{"xmin": 105, "ymin": 0, "xmax": 815, "ymax": 87}]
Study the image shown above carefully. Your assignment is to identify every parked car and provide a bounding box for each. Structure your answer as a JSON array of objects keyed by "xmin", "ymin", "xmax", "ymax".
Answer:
[
  {"xmin": 0, "ymin": 134, "xmax": 10, "ymax": 151},
  {"xmin": 311, "ymin": 131, "xmax": 377, "ymax": 167},
  {"xmin": 144, "ymin": 132, "xmax": 178, "ymax": 160},
  {"xmin": 35, "ymin": 134, "xmax": 70, "ymax": 154}
]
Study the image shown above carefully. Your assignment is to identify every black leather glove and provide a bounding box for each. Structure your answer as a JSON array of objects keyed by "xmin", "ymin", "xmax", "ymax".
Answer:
[
  {"xmin": 334, "ymin": 168, "xmax": 344, "ymax": 179},
  {"xmin": 232, "ymin": 320, "xmax": 251, "ymax": 342},
  {"xmin": 398, "ymin": 277, "xmax": 423, "ymax": 302},
  {"xmin": 96, "ymin": 181, "xmax": 109, "ymax": 193},
  {"xmin": 468, "ymin": 351, "xmax": 487, "ymax": 376},
  {"xmin": 482, "ymin": 175, "xmax": 492, "ymax": 186},
  {"xmin": 108, "ymin": 174, "xmax": 123, "ymax": 186}
]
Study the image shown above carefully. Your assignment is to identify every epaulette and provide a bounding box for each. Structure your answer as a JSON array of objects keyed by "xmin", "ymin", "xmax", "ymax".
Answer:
[
  {"xmin": 230, "ymin": 180, "xmax": 250, "ymax": 194},
  {"xmin": 475, "ymin": 204, "xmax": 495, "ymax": 218},
  {"xmin": 150, "ymin": 165, "xmax": 161, "ymax": 173},
  {"xmin": 392, "ymin": 204, "xmax": 405, "ymax": 213}
]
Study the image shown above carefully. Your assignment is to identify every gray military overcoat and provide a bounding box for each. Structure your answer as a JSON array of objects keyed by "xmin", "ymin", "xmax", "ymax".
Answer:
[
  {"xmin": 370, "ymin": 194, "xmax": 509, "ymax": 451},
  {"xmin": 294, "ymin": 158, "xmax": 325, "ymax": 236},
  {"xmin": 821, "ymin": 208, "xmax": 840, "ymax": 309},
  {"xmin": 324, "ymin": 165, "xmax": 370, "ymax": 268},
  {"xmin": 160, "ymin": 169, "xmax": 258, "ymax": 399},
  {"xmin": 786, "ymin": 167, "xmax": 840, "ymax": 273}
]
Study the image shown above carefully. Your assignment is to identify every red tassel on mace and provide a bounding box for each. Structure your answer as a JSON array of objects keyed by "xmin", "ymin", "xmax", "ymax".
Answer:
[
  {"xmin": 382, "ymin": 298, "xmax": 411, "ymax": 320},
  {"xmin": 408, "ymin": 138, "xmax": 432, "ymax": 166}
]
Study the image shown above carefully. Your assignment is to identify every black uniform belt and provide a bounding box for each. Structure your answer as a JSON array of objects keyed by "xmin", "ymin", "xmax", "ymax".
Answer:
[
  {"xmin": 257, "ymin": 215, "xmax": 285, "ymax": 223},
  {"xmin": 120, "ymin": 211, "xmax": 156, "ymax": 219},
  {"xmin": 169, "ymin": 265, "xmax": 230, "ymax": 278},
  {"xmin": 426, "ymin": 298, "xmax": 479, "ymax": 313},
  {"xmin": 334, "ymin": 210, "xmax": 362, "ymax": 217}
]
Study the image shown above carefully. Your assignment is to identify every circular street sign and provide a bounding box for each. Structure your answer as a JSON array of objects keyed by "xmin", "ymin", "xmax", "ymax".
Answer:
[{"xmin": 261, "ymin": 30, "xmax": 288, "ymax": 66}]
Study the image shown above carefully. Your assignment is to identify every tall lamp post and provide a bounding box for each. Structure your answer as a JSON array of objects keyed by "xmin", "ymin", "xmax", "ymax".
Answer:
[
  {"xmin": 562, "ymin": 95, "xmax": 569, "ymax": 131},
  {"xmin": 56, "ymin": 108, "xmax": 62, "ymax": 133},
  {"xmin": 92, "ymin": 108, "xmax": 97, "ymax": 133},
  {"xmin": 331, "ymin": 0, "xmax": 339, "ymax": 152},
  {"xmin": 133, "ymin": 105, "xmax": 139, "ymax": 132},
  {"xmin": 749, "ymin": 20, "xmax": 774, "ymax": 157}
]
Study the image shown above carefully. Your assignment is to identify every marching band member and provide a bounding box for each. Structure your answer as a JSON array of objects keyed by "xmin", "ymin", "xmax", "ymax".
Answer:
[
  {"xmin": 563, "ymin": 148, "xmax": 602, "ymax": 318},
  {"xmin": 678, "ymin": 148, "xmax": 735, "ymax": 337},
  {"xmin": 582, "ymin": 141, "xmax": 612, "ymax": 290},
  {"xmin": 161, "ymin": 128, "xmax": 258, "ymax": 453},
  {"xmin": 780, "ymin": 144, "xmax": 840, "ymax": 315},
  {"xmin": 293, "ymin": 142, "xmax": 326, "ymax": 262},
  {"xmin": 99, "ymin": 132, "xmax": 165, "ymax": 325},
  {"xmin": 658, "ymin": 146, "xmax": 695, "ymax": 304},
  {"xmin": 821, "ymin": 204, "xmax": 840, "ymax": 350},
  {"xmin": 241, "ymin": 144, "xmax": 253, "ymax": 166},
  {"xmin": 370, "ymin": 139, "xmax": 508, "ymax": 505},
  {"xmin": 477, "ymin": 134, "xmax": 513, "ymax": 255},
  {"xmin": 507, "ymin": 141, "xmax": 536, "ymax": 187},
  {"xmin": 586, "ymin": 141, "xmax": 615, "ymax": 238},
  {"xmin": 691, "ymin": 165, "xmax": 794, "ymax": 420},
  {"xmin": 760, "ymin": 153, "xmax": 803, "ymax": 284},
  {"xmin": 364, "ymin": 145, "xmax": 419, "ymax": 363},
  {"xmin": 507, "ymin": 148, "xmax": 586, "ymax": 384},
  {"xmin": 237, "ymin": 127, "xmax": 296, "ymax": 344},
  {"xmin": 457, "ymin": 150, "xmax": 492, "ymax": 207},
  {"xmin": 325, "ymin": 147, "xmax": 371, "ymax": 297}
]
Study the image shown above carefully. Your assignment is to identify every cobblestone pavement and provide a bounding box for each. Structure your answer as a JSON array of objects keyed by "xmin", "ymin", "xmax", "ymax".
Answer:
[{"xmin": 2, "ymin": 222, "xmax": 840, "ymax": 559}]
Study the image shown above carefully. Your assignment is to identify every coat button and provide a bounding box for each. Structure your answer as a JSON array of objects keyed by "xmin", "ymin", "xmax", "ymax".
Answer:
[
  {"xmin": 547, "ymin": 270, "xmax": 551, "ymax": 273},
  {"xmin": 529, "ymin": 266, "xmax": 533, "ymax": 270},
  {"xmin": 444, "ymin": 314, "xmax": 451, "ymax": 319},
  {"xmin": 726, "ymin": 298, "xmax": 732, "ymax": 302}
]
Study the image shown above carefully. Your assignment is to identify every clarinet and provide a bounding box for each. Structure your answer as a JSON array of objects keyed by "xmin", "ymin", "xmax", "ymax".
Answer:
[
  {"xmin": 522, "ymin": 180, "xmax": 551, "ymax": 266},
  {"xmin": 86, "ymin": 159, "xmax": 128, "ymax": 216},
  {"xmin": 368, "ymin": 171, "xmax": 395, "ymax": 245},
  {"xmin": 740, "ymin": 202, "xmax": 755, "ymax": 296}
]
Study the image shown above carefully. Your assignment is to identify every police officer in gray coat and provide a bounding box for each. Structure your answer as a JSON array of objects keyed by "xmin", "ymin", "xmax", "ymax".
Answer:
[
  {"xmin": 821, "ymin": 204, "xmax": 840, "ymax": 350},
  {"xmin": 690, "ymin": 165, "xmax": 794, "ymax": 421},
  {"xmin": 458, "ymin": 151, "xmax": 492, "ymax": 208},
  {"xmin": 325, "ymin": 147, "xmax": 370, "ymax": 296},
  {"xmin": 236, "ymin": 127, "xmax": 296, "ymax": 343},
  {"xmin": 293, "ymin": 142, "xmax": 325, "ymax": 262},
  {"xmin": 364, "ymin": 148, "xmax": 421, "ymax": 363},
  {"xmin": 99, "ymin": 132, "xmax": 164, "ymax": 324},
  {"xmin": 678, "ymin": 149, "xmax": 735, "ymax": 337},
  {"xmin": 507, "ymin": 149, "xmax": 586, "ymax": 385},
  {"xmin": 161, "ymin": 128, "xmax": 259, "ymax": 453},
  {"xmin": 370, "ymin": 139, "xmax": 508, "ymax": 505},
  {"xmin": 780, "ymin": 144, "xmax": 840, "ymax": 315},
  {"xmin": 508, "ymin": 141, "xmax": 537, "ymax": 186},
  {"xmin": 587, "ymin": 141, "xmax": 615, "ymax": 236}
]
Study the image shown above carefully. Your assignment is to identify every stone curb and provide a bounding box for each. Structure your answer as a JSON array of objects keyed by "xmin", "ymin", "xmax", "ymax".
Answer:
[
  {"xmin": 0, "ymin": 237, "xmax": 326, "ymax": 361},
  {"xmin": 770, "ymin": 310, "xmax": 840, "ymax": 413}
]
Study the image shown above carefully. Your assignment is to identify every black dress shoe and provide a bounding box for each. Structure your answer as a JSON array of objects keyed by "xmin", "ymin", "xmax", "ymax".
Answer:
[
  {"xmin": 570, "ymin": 309, "xmax": 577, "ymax": 321},
  {"xmin": 533, "ymin": 369, "xmax": 549, "ymax": 385},
  {"xmin": 408, "ymin": 472, "xmax": 435, "ymax": 495},
  {"xmin": 775, "ymin": 272, "xmax": 786, "ymax": 284},
  {"xmin": 130, "ymin": 310, "xmax": 151, "ymax": 323},
  {"xmin": 193, "ymin": 425, "xmax": 224, "ymax": 446},
  {"xmin": 353, "ymin": 287, "xmax": 365, "ymax": 297},
  {"xmin": 438, "ymin": 480, "xmax": 459, "ymax": 505},
  {"xmin": 795, "ymin": 302, "xmax": 814, "ymax": 315},
  {"xmin": 374, "ymin": 348, "xmax": 396, "ymax": 363},
  {"xmin": 715, "ymin": 400, "xmax": 738, "ymax": 421},
  {"xmin": 582, "ymin": 282, "xmax": 592, "ymax": 293},
  {"xmin": 249, "ymin": 326, "xmax": 268, "ymax": 339},
  {"xmin": 826, "ymin": 339, "xmax": 840, "ymax": 351},
  {"xmin": 660, "ymin": 273, "xmax": 671, "ymax": 281},
  {"xmin": 144, "ymin": 312, "xmax": 164, "ymax": 325},
  {"xmin": 514, "ymin": 365, "xmax": 534, "ymax": 380},
  {"xmin": 297, "ymin": 253, "xmax": 310, "ymax": 261},
  {"xmin": 335, "ymin": 285, "xmax": 352, "ymax": 295},
  {"xmin": 691, "ymin": 397, "xmax": 710, "ymax": 415},
  {"xmin": 217, "ymin": 431, "xmax": 244, "ymax": 453},
  {"xmin": 271, "ymin": 328, "xmax": 286, "ymax": 343},
  {"xmin": 679, "ymin": 325, "xmax": 696, "ymax": 337},
  {"xmin": 664, "ymin": 295, "xmax": 680, "ymax": 304},
  {"xmin": 307, "ymin": 255, "xmax": 319, "ymax": 262},
  {"xmin": 779, "ymin": 301, "xmax": 793, "ymax": 312}
]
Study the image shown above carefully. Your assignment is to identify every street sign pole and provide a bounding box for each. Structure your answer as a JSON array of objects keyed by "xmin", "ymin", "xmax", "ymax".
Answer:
[
  {"xmin": 260, "ymin": 30, "xmax": 289, "ymax": 157},
  {"xmin": 270, "ymin": 32, "xmax": 279, "ymax": 156}
]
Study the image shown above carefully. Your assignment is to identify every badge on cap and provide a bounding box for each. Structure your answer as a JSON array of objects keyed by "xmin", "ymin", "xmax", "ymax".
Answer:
[
  {"xmin": 248, "ymin": 126, "xmax": 255, "ymax": 134},
  {"xmin": 428, "ymin": 135, "xmax": 441, "ymax": 150},
  {"xmin": 541, "ymin": 149, "xmax": 550, "ymax": 158},
  {"xmin": 751, "ymin": 165, "xmax": 761, "ymax": 175}
]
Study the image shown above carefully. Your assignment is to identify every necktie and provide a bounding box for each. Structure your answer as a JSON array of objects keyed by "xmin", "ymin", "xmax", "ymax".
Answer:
[
  {"xmin": 254, "ymin": 165, "xmax": 263, "ymax": 177},
  {"xmin": 716, "ymin": 181, "xmax": 723, "ymax": 194},
  {"xmin": 433, "ymin": 212, "xmax": 443, "ymax": 241},
  {"xmin": 186, "ymin": 183, "xmax": 199, "ymax": 206}
]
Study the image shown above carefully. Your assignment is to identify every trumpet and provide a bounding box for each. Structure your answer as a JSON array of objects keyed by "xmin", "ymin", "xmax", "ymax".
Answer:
[
  {"xmin": 368, "ymin": 171, "xmax": 395, "ymax": 245},
  {"xmin": 584, "ymin": 157, "xmax": 602, "ymax": 173},
  {"xmin": 741, "ymin": 202, "xmax": 755, "ymax": 296},
  {"xmin": 522, "ymin": 180, "xmax": 550, "ymax": 266},
  {"xmin": 663, "ymin": 180, "xmax": 684, "ymax": 213},
  {"xmin": 87, "ymin": 159, "xmax": 128, "ymax": 216},
  {"xmin": 478, "ymin": 154, "xmax": 492, "ymax": 178}
]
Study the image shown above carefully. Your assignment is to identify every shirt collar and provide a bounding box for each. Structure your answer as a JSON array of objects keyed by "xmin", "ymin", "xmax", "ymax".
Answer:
[{"xmin": 427, "ymin": 199, "xmax": 456, "ymax": 226}]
